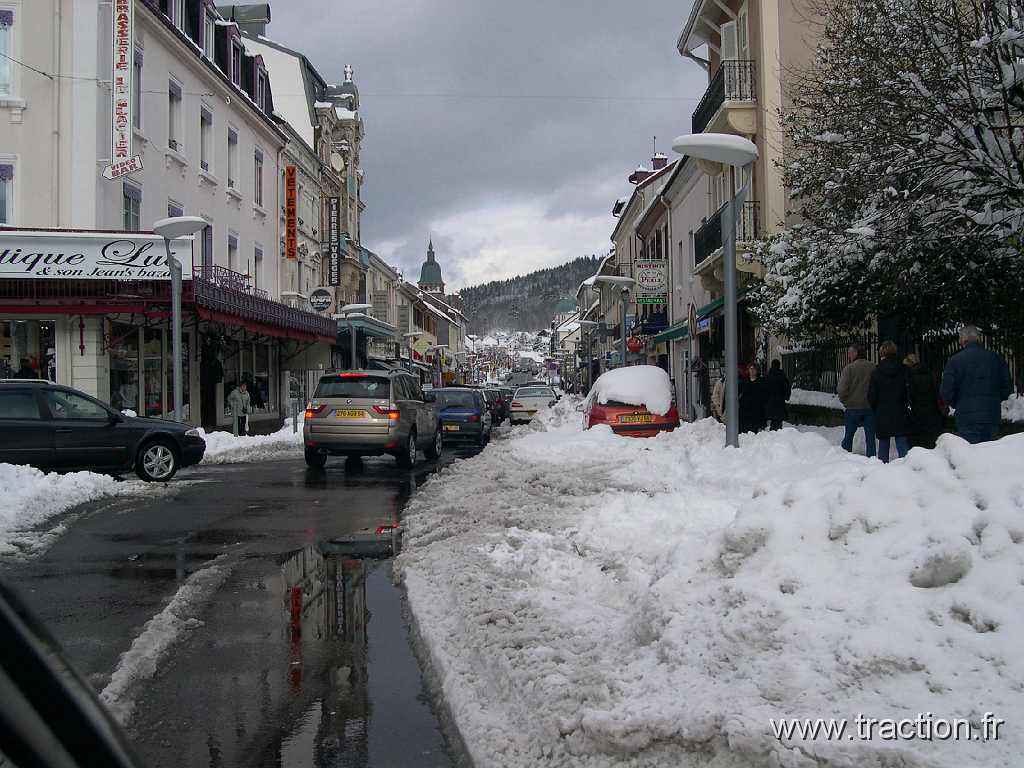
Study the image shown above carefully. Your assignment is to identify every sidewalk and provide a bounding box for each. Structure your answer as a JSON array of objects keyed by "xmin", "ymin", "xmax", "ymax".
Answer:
[{"xmin": 397, "ymin": 401, "xmax": 1024, "ymax": 767}]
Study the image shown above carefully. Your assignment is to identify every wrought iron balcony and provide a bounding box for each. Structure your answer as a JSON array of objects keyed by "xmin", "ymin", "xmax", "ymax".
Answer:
[
  {"xmin": 693, "ymin": 201, "xmax": 761, "ymax": 268},
  {"xmin": 692, "ymin": 60, "xmax": 757, "ymax": 135}
]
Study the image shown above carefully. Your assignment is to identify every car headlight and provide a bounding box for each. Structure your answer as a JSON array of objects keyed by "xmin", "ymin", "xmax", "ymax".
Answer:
[{"xmin": 184, "ymin": 427, "xmax": 202, "ymax": 438}]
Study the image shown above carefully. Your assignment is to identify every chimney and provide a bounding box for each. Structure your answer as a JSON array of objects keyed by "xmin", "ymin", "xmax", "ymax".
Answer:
[
  {"xmin": 651, "ymin": 152, "xmax": 668, "ymax": 171},
  {"xmin": 628, "ymin": 165, "xmax": 652, "ymax": 185},
  {"xmin": 216, "ymin": 4, "xmax": 272, "ymax": 36}
]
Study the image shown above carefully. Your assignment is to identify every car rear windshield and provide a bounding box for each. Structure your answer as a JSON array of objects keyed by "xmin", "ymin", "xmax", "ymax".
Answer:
[
  {"xmin": 516, "ymin": 387, "xmax": 553, "ymax": 398},
  {"xmin": 436, "ymin": 391, "xmax": 478, "ymax": 409},
  {"xmin": 314, "ymin": 375, "xmax": 390, "ymax": 399}
]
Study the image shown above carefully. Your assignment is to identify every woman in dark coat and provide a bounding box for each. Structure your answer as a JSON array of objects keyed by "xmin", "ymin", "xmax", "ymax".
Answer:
[
  {"xmin": 868, "ymin": 340, "xmax": 911, "ymax": 462},
  {"xmin": 904, "ymin": 353, "xmax": 946, "ymax": 450},
  {"xmin": 739, "ymin": 363, "xmax": 768, "ymax": 434},
  {"xmin": 764, "ymin": 359, "xmax": 791, "ymax": 430}
]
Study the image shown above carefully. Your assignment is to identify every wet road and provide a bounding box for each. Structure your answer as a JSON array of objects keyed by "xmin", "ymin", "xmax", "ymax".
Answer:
[{"xmin": 0, "ymin": 450, "xmax": 475, "ymax": 768}]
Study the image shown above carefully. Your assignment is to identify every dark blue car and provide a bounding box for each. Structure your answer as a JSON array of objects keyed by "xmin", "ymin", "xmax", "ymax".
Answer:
[{"xmin": 428, "ymin": 388, "xmax": 492, "ymax": 447}]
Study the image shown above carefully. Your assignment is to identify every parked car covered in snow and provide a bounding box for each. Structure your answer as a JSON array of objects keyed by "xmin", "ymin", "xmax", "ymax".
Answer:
[
  {"xmin": 0, "ymin": 380, "xmax": 205, "ymax": 481},
  {"xmin": 582, "ymin": 365, "xmax": 680, "ymax": 437},
  {"xmin": 509, "ymin": 385, "xmax": 557, "ymax": 424}
]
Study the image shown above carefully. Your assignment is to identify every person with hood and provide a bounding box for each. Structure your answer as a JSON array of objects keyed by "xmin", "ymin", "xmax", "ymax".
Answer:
[
  {"xmin": 764, "ymin": 359, "xmax": 791, "ymax": 430},
  {"xmin": 838, "ymin": 342, "xmax": 876, "ymax": 457},
  {"xmin": 711, "ymin": 374, "xmax": 725, "ymax": 423},
  {"xmin": 739, "ymin": 363, "xmax": 767, "ymax": 434},
  {"xmin": 868, "ymin": 340, "xmax": 910, "ymax": 462},
  {"xmin": 904, "ymin": 353, "xmax": 946, "ymax": 450},
  {"xmin": 940, "ymin": 325, "xmax": 1012, "ymax": 444}
]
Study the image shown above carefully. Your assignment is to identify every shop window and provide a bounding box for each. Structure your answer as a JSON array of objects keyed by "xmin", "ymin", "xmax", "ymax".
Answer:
[
  {"xmin": 1, "ymin": 320, "xmax": 56, "ymax": 381},
  {"xmin": 165, "ymin": 332, "xmax": 189, "ymax": 420},
  {"xmin": 142, "ymin": 328, "xmax": 163, "ymax": 417},
  {"xmin": 253, "ymin": 344, "xmax": 270, "ymax": 412},
  {"xmin": 109, "ymin": 323, "xmax": 140, "ymax": 413},
  {"xmin": 46, "ymin": 390, "xmax": 109, "ymax": 421}
]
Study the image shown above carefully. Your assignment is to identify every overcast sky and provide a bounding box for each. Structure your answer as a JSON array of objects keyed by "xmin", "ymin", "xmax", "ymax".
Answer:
[{"xmin": 268, "ymin": 0, "xmax": 706, "ymax": 290}]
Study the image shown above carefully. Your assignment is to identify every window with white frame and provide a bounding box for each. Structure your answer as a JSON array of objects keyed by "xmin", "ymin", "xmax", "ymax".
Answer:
[
  {"xmin": 168, "ymin": 80, "xmax": 182, "ymax": 151},
  {"xmin": 230, "ymin": 42, "xmax": 242, "ymax": 86},
  {"xmin": 253, "ymin": 148, "xmax": 264, "ymax": 207},
  {"xmin": 200, "ymin": 106, "xmax": 213, "ymax": 172},
  {"xmin": 201, "ymin": 223, "xmax": 214, "ymax": 268},
  {"xmin": 169, "ymin": 0, "xmax": 184, "ymax": 30},
  {"xmin": 203, "ymin": 11, "xmax": 215, "ymax": 60},
  {"xmin": 253, "ymin": 245, "xmax": 263, "ymax": 292},
  {"xmin": 256, "ymin": 70, "xmax": 266, "ymax": 111},
  {"xmin": 227, "ymin": 232, "xmax": 238, "ymax": 272},
  {"xmin": 123, "ymin": 182, "xmax": 141, "ymax": 231},
  {"xmin": 227, "ymin": 128, "xmax": 238, "ymax": 188},
  {"xmin": 0, "ymin": 161, "xmax": 14, "ymax": 224},
  {"xmin": 132, "ymin": 50, "xmax": 143, "ymax": 130},
  {"xmin": 738, "ymin": 4, "xmax": 749, "ymax": 59},
  {"xmin": 168, "ymin": 199, "xmax": 183, "ymax": 218},
  {"xmin": 0, "ymin": 9, "xmax": 15, "ymax": 98}
]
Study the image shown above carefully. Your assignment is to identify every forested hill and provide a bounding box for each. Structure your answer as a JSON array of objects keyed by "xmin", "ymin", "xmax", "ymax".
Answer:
[{"xmin": 459, "ymin": 255, "xmax": 601, "ymax": 334}]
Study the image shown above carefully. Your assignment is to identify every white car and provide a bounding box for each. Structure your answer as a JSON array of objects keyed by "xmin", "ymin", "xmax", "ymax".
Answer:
[{"xmin": 509, "ymin": 385, "xmax": 557, "ymax": 424}]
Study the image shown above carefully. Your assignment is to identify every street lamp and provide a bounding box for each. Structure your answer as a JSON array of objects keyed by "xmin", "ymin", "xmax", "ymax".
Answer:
[
  {"xmin": 672, "ymin": 132, "xmax": 758, "ymax": 448},
  {"xmin": 592, "ymin": 275, "xmax": 635, "ymax": 370},
  {"xmin": 152, "ymin": 215, "xmax": 207, "ymax": 423},
  {"xmin": 340, "ymin": 303, "xmax": 372, "ymax": 370}
]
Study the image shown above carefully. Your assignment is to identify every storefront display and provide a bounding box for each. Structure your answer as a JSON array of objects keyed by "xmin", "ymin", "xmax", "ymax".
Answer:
[
  {"xmin": 108, "ymin": 323, "xmax": 140, "ymax": 412},
  {"xmin": 0, "ymin": 320, "xmax": 56, "ymax": 380}
]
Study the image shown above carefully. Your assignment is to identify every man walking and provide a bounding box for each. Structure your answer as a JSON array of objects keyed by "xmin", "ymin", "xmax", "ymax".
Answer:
[
  {"xmin": 764, "ymin": 359, "xmax": 791, "ymax": 431},
  {"xmin": 940, "ymin": 325, "xmax": 1012, "ymax": 444},
  {"xmin": 838, "ymin": 342, "xmax": 876, "ymax": 457}
]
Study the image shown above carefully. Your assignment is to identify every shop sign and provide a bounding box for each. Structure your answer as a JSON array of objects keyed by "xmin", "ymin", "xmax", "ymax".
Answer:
[
  {"xmin": 309, "ymin": 287, "xmax": 334, "ymax": 313},
  {"xmin": 0, "ymin": 230, "xmax": 194, "ymax": 280},
  {"xmin": 688, "ymin": 303, "xmax": 697, "ymax": 338},
  {"xmin": 327, "ymin": 197, "xmax": 341, "ymax": 285},
  {"xmin": 105, "ymin": 0, "xmax": 142, "ymax": 181},
  {"xmin": 696, "ymin": 317, "xmax": 712, "ymax": 335},
  {"xmin": 413, "ymin": 338, "xmax": 432, "ymax": 356},
  {"xmin": 285, "ymin": 166, "xmax": 298, "ymax": 260},
  {"xmin": 634, "ymin": 260, "xmax": 667, "ymax": 305},
  {"xmin": 367, "ymin": 340, "xmax": 396, "ymax": 360}
]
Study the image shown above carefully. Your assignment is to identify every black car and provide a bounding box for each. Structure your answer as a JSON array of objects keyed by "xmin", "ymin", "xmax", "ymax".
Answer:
[
  {"xmin": 0, "ymin": 380, "xmax": 205, "ymax": 481},
  {"xmin": 482, "ymin": 388, "xmax": 507, "ymax": 424}
]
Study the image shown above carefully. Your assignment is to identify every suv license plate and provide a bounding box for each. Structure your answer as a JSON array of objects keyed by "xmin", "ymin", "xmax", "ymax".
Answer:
[
  {"xmin": 335, "ymin": 409, "xmax": 365, "ymax": 419},
  {"xmin": 443, "ymin": 424, "xmax": 460, "ymax": 432}
]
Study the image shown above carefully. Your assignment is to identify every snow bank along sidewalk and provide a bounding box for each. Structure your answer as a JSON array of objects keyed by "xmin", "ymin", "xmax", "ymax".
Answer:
[
  {"xmin": 397, "ymin": 401, "xmax": 1024, "ymax": 767},
  {"xmin": 198, "ymin": 416, "xmax": 304, "ymax": 464}
]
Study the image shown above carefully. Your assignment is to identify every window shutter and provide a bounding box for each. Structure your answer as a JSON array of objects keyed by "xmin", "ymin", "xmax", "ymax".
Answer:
[{"xmin": 720, "ymin": 20, "xmax": 738, "ymax": 61}]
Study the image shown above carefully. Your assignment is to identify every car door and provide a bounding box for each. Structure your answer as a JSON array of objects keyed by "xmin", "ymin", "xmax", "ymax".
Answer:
[
  {"xmin": 390, "ymin": 375, "xmax": 416, "ymax": 441},
  {"xmin": 478, "ymin": 393, "xmax": 492, "ymax": 432},
  {"xmin": 44, "ymin": 389, "xmax": 130, "ymax": 471},
  {"xmin": 0, "ymin": 388, "xmax": 55, "ymax": 468},
  {"xmin": 406, "ymin": 377, "xmax": 432, "ymax": 445}
]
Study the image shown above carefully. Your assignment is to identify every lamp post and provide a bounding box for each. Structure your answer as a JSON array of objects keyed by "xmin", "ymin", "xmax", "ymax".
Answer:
[
  {"xmin": 152, "ymin": 216, "xmax": 208, "ymax": 423},
  {"xmin": 671, "ymin": 133, "xmax": 759, "ymax": 448},
  {"xmin": 592, "ymin": 276, "xmax": 635, "ymax": 370},
  {"xmin": 340, "ymin": 303, "xmax": 372, "ymax": 370}
]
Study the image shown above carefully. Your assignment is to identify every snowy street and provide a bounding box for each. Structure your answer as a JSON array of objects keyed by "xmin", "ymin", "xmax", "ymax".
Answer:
[{"xmin": 398, "ymin": 400, "xmax": 1024, "ymax": 768}]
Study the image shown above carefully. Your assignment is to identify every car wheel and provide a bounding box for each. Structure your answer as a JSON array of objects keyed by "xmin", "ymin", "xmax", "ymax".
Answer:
[
  {"xmin": 304, "ymin": 447, "xmax": 327, "ymax": 469},
  {"xmin": 424, "ymin": 426, "xmax": 442, "ymax": 460},
  {"xmin": 135, "ymin": 440, "xmax": 178, "ymax": 482},
  {"xmin": 396, "ymin": 429, "xmax": 417, "ymax": 468}
]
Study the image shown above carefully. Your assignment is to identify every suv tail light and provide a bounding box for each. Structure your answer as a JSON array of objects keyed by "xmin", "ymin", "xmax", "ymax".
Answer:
[
  {"xmin": 304, "ymin": 403, "xmax": 327, "ymax": 419},
  {"xmin": 372, "ymin": 405, "xmax": 401, "ymax": 420},
  {"xmin": 511, "ymin": 401, "xmax": 522, "ymax": 408},
  {"xmin": 468, "ymin": 413, "xmax": 480, "ymax": 422}
]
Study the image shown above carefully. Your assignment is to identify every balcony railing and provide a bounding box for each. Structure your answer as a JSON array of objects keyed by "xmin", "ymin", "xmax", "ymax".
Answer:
[
  {"xmin": 192, "ymin": 265, "xmax": 335, "ymax": 338},
  {"xmin": 693, "ymin": 201, "xmax": 761, "ymax": 268},
  {"xmin": 692, "ymin": 60, "xmax": 757, "ymax": 134}
]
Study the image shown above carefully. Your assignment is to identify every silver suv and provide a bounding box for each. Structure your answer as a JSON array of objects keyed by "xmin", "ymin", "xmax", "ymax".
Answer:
[{"xmin": 302, "ymin": 370, "xmax": 442, "ymax": 469}]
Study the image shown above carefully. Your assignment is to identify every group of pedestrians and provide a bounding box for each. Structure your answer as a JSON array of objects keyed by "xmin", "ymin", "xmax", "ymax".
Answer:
[
  {"xmin": 840, "ymin": 325, "xmax": 1012, "ymax": 462},
  {"xmin": 711, "ymin": 359, "xmax": 793, "ymax": 433}
]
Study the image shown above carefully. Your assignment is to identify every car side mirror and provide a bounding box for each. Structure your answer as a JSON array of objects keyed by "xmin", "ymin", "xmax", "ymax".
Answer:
[{"xmin": 108, "ymin": 411, "xmax": 124, "ymax": 424}]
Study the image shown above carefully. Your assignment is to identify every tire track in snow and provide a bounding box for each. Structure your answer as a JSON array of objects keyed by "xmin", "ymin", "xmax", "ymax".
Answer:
[{"xmin": 99, "ymin": 551, "xmax": 237, "ymax": 724}]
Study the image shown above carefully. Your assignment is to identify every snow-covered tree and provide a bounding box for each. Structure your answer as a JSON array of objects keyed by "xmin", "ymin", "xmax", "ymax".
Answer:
[{"xmin": 755, "ymin": 0, "xmax": 1024, "ymax": 340}]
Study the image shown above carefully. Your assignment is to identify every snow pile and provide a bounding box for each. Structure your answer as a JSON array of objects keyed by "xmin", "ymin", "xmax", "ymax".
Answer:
[
  {"xmin": 399, "ymin": 419, "xmax": 1024, "ymax": 767},
  {"xmin": 100, "ymin": 553, "xmax": 236, "ymax": 724},
  {"xmin": 586, "ymin": 365, "xmax": 672, "ymax": 415},
  {"xmin": 198, "ymin": 416, "xmax": 304, "ymax": 464},
  {"xmin": 1002, "ymin": 393, "xmax": 1024, "ymax": 422},
  {"xmin": 789, "ymin": 387, "xmax": 843, "ymax": 410},
  {"xmin": 0, "ymin": 463, "xmax": 125, "ymax": 555}
]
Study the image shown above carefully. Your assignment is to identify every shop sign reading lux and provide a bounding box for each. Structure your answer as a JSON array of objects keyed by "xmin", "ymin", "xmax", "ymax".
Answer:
[
  {"xmin": 104, "ymin": 0, "xmax": 143, "ymax": 181},
  {"xmin": 0, "ymin": 232, "xmax": 195, "ymax": 280}
]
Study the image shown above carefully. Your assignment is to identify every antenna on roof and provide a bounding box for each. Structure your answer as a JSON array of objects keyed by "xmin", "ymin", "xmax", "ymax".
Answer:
[{"xmin": 653, "ymin": 136, "xmax": 656, "ymax": 156}]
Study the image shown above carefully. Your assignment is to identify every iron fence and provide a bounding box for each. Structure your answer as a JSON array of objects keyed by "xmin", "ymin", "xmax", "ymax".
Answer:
[
  {"xmin": 692, "ymin": 60, "xmax": 757, "ymax": 134},
  {"xmin": 781, "ymin": 331, "xmax": 1024, "ymax": 395},
  {"xmin": 694, "ymin": 201, "xmax": 760, "ymax": 268}
]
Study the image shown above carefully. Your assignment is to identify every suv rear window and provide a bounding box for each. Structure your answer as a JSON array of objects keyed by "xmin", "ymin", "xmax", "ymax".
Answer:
[
  {"xmin": 314, "ymin": 375, "xmax": 391, "ymax": 399},
  {"xmin": 436, "ymin": 390, "xmax": 479, "ymax": 409},
  {"xmin": 0, "ymin": 390, "xmax": 41, "ymax": 419}
]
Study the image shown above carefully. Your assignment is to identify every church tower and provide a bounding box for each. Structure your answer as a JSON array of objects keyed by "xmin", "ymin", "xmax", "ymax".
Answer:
[{"xmin": 418, "ymin": 239, "xmax": 445, "ymax": 296}]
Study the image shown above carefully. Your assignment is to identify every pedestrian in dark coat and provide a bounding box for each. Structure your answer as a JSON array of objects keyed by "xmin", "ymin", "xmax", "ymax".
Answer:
[
  {"xmin": 764, "ymin": 359, "xmax": 791, "ymax": 430},
  {"xmin": 739, "ymin": 363, "xmax": 768, "ymax": 434},
  {"xmin": 940, "ymin": 325, "xmax": 1012, "ymax": 444},
  {"xmin": 903, "ymin": 353, "xmax": 945, "ymax": 450},
  {"xmin": 868, "ymin": 340, "xmax": 910, "ymax": 463}
]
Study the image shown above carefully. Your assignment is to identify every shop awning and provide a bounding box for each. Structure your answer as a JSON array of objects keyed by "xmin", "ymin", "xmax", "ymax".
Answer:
[
  {"xmin": 652, "ymin": 322, "xmax": 690, "ymax": 344},
  {"xmin": 336, "ymin": 316, "xmax": 396, "ymax": 340},
  {"xmin": 697, "ymin": 297, "xmax": 724, "ymax": 319}
]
